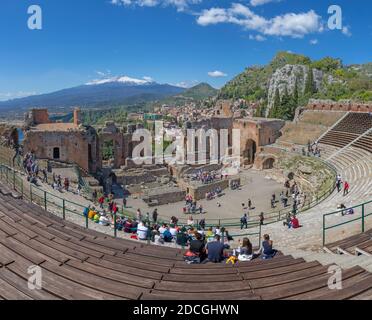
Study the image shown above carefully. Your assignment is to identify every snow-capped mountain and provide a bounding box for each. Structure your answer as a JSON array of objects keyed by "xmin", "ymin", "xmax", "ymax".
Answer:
[
  {"xmin": 0, "ymin": 76, "xmax": 185, "ymax": 110},
  {"xmin": 86, "ymin": 75, "xmax": 155, "ymax": 86}
]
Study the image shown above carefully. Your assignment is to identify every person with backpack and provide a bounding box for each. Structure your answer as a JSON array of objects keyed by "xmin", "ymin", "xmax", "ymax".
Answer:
[{"xmin": 240, "ymin": 213, "xmax": 248, "ymax": 229}]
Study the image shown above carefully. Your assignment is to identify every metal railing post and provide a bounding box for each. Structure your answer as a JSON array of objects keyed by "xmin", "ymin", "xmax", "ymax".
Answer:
[
  {"xmin": 44, "ymin": 191, "xmax": 47, "ymax": 211},
  {"xmin": 322, "ymin": 214, "xmax": 326, "ymax": 247},
  {"xmin": 13, "ymin": 170, "xmax": 16, "ymax": 190},
  {"xmin": 114, "ymin": 213, "xmax": 117, "ymax": 238},
  {"xmin": 85, "ymin": 213, "xmax": 89, "ymax": 229},
  {"xmin": 62, "ymin": 199, "xmax": 66, "ymax": 220},
  {"xmin": 361, "ymin": 204, "xmax": 365, "ymax": 233},
  {"xmin": 30, "ymin": 184, "xmax": 33, "ymax": 203},
  {"xmin": 147, "ymin": 218, "xmax": 151, "ymax": 245}
]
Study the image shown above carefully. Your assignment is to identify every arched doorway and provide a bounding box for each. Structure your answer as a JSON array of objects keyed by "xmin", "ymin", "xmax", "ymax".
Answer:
[
  {"xmin": 262, "ymin": 158, "xmax": 275, "ymax": 169},
  {"xmin": 243, "ymin": 139, "xmax": 257, "ymax": 165}
]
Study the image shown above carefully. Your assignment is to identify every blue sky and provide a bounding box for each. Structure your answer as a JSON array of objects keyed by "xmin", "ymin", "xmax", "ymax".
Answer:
[{"xmin": 1, "ymin": 0, "xmax": 371, "ymax": 100}]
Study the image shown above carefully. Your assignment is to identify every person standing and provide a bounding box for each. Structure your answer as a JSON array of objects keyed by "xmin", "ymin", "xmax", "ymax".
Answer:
[
  {"xmin": 343, "ymin": 181, "xmax": 350, "ymax": 196},
  {"xmin": 240, "ymin": 213, "xmax": 248, "ymax": 229},
  {"xmin": 152, "ymin": 208, "xmax": 158, "ymax": 223}
]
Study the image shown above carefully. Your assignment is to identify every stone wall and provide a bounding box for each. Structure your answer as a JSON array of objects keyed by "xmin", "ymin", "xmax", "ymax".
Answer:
[
  {"xmin": 307, "ymin": 99, "xmax": 372, "ymax": 112},
  {"xmin": 187, "ymin": 179, "xmax": 229, "ymax": 201},
  {"xmin": 23, "ymin": 128, "xmax": 99, "ymax": 173},
  {"xmin": 142, "ymin": 188, "xmax": 186, "ymax": 206}
]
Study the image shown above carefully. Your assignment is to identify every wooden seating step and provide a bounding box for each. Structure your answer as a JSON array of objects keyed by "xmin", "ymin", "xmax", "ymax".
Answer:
[
  {"xmin": 65, "ymin": 259, "xmax": 156, "ymax": 289},
  {"xmin": 100, "ymin": 254, "xmax": 171, "ymax": 274},
  {"xmin": 255, "ymin": 266, "xmax": 365, "ymax": 300},
  {"xmin": 289, "ymin": 271, "xmax": 372, "ymax": 300},
  {"xmin": 0, "ymin": 266, "xmax": 59, "ymax": 300},
  {"xmin": 154, "ymin": 279, "xmax": 252, "ymax": 293},
  {"xmin": 6, "ymin": 259, "xmax": 122, "ymax": 300},
  {"xmin": 141, "ymin": 290, "xmax": 261, "ymax": 300},
  {"xmin": 40, "ymin": 261, "xmax": 147, "ymax": 300},
  {"xmin": 86, "ymin": 256, "xmax": 163, "ymax": 280}
]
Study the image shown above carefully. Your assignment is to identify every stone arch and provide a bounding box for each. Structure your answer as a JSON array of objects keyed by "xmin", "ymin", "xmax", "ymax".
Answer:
[
  {"xmin": 262, "ymin": 157, "xmax": 275, "ymax": 169},
  {"xmin": 243, "ymin": 139, "xmax": 257, "ymax": 165}
]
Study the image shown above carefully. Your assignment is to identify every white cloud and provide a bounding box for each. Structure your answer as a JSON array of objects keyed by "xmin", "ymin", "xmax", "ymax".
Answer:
[
  {"xmin": 208, "ymin": 70, "xmax": 227, "ymax": 78},
  {"xmin": 0, "ymin": 91, "xmax": 37, "ymax": 101},
  {"xmin": 250, "ymin": 0, "xmax": 279, "ymax": 7},
  {"xmin": 342, "ymin": 26, "xmax": 352, "ymax": 37},
  {"xmin": 197, "ymin": 4, "xmax": 322, "ymax": 39},
  {"xmin": 174, "ymin": 80, "xmax": 199, "ymax": 88},
  {"xmin": 249, "ymin": 34, "xmax": 266, "ymax": 41},
  {"xmin": 111, "ymin": 0, "xmax": 201, "ymax": 11},
  {"xmin": 309, "ymin": 38, "xmax": 318, "ymax": 45}
]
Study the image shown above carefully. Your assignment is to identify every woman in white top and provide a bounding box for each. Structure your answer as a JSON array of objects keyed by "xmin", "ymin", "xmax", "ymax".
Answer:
[
  {"xmin": 187, "ymin": 216, "xmax": 194, "ymax": 226},
  {"xmin": 137, "ymin": 222, "xmax": 149, "ymax": 240}
]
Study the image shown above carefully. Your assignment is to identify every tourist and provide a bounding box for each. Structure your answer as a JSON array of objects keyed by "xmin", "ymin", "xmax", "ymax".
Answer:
[
  {"xmin": 214, "ymin": 225, "xmax": 221, "ymax": 236},
  {"xmin": 124, "ymin": 219, "xmax": 133, "ymax": 233},
  {"xmin": 83, "ymin": 205, "xmax": 90, "ymax": 218},
  {"xmin": 290, "ymin": 215, "xmax": 300, "ymax": 229},
  {"xmin": 205, "ymin": 234, "xmax": 225, "ymax": 263},
  {"xmin": 283, "ymin": 213, "xmax": 291, "ymax": 228},
  {"xmin": 336, "ymin": 174, "xmax": 342, "ymax": 192},
  {"xmin": 123, "ymin": 197, "xmax": 127, "ymax": 208},
  {"xmin": 112, "ymin": 202, "xmax": 118, "ymax": 216},
  {"xmin": 137, "ymin": 221, "xmax": 149, "ymax": 240},
  {"xmin": 198, "ymin": 204, "xmax": 203, "ymax": 214},
  {"xmin": 259, "ymin": 212, "xmax": 265, "ymax": 226},
  {"xmin": 187, "ymin": 215, "xmax": 194, "ymax": 226},
  {"xmin": 88, "ymin": 207, "xmax": 96, "ymax": 220},
  {"xmin": 343, "ymin": 181, "xmax": 350, "ymax": 196},
  {"xmin": 260, "ymin": 234, "xmax": 277, "ymax": 259},
  {"xmin": 223, "ymin": 230, "xmax": 233, "ymax": 249},
  {"xmin": 98, "ymin": 196, "xmax": 105, "ymax": 209},
  {"xmin": 92, "ymin": 190, "xmax": 97, "ymax": 203},
  {"xmin": 93, "ymin": 212, "xmax": 100, "ymax": 223},
  {"xmin": 154, "ymin": 231, "xmax": 164, "ymax": 245},
  {"xmin": 77, "ymin": 184, "xmax": 81, "ymax": 196},
  {"xmin": 169, "ymin": 224, "xmax": 178, "ymax": 238},
  {"xmin": 136, "ymin": 208, "xmax": 142, "ymax": 222},
  {"xmin": 240, "ymin": 213, "xmax": 248, "ymax": 229},
  {"xmin": 163, "ymin": 227, "xmax": 173, "ymax": 242},
  {"xmin": 64, "ymin": 177, "xmax": 69, "ymax": 192},
  {"xmin": 152, "ymin": 208, "xmax": 158, "ymax": 223},
  {"xmin": 205, "ymin": 227, "xmax": 214, "ymax": 240},
  {"xmin": 176, "ymin": 227, "xmax": 188, "ymax": 246},
  {"xmin": 198, "ymin": 218, "xmax": 206, "ymax": 230},
  {"xmin": 237, "ymin": 237, "xmax": 253, "ymax": 261},
  {"xmin": 338, "ymin": 203, "xmax": 347, "ymax": 216},
  {"xmin": 99, "ymin": 212, "xmax": 110, "ymax": 226},
  {"xmin": 189, "ymin": 232, "xmax": 205, "ymax": 257},
  {"xmin": 158, "ymin": 223, "xmax": 167, "ymax": 235},
  {"xmin": 131, "ymin": 220, "xmax": 138, "ymax": 233},
  {"xmin": 42, "ymin": 168, "xmax": 48, "ymax": 183},
  {"xmin": 248, "ymin": 199, "xmax": 252, "ymax": 210}
]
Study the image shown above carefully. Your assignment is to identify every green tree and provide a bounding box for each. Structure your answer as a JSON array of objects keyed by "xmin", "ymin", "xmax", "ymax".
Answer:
[{"xmin": 269, "ymin": 88, "xmax": 281, "ymax": 118}]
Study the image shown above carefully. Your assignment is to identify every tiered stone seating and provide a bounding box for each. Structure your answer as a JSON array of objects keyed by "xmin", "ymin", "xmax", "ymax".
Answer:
[
  {"xmin": 1, "ymin": 186, "xmax": 372, "ymax": 300},
  {"xmin": 352, "ymin": 132, "xmax": 372, "ymax": 153},
  {"xmin": 326, "ymin": 229, "xmax": 372, "ymax": 257},
  {"xmin": 319, "ymin": 113, "xmax": 372, "ymax": 149}
]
